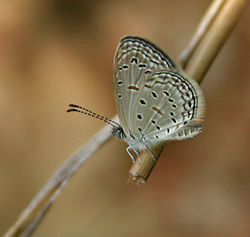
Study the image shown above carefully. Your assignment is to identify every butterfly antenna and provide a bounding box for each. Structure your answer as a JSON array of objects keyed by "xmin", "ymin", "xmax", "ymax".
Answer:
[{"xmin": 67, "ymin": 104, "xmax": 120, "ymax": 128}]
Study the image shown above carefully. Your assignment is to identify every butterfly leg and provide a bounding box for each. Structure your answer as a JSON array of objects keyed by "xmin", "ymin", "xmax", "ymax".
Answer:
[
  {"xmin": 148, "ymin": 149, "xmax": 156, "ymax": 162},
  {"xmin": 129, "ymin": 145, "xmax": 142, "ymax": 164},
  {"xmin": 126, "ymin": 146, "xmax": 142, "ymax": 164},
  {"xmin": 144, "ymin": 143, "xmax": 156, "ymax": 162},
  {"xmin": 126, "ymin": 146, "xmax": 135, "ymax": 163}
]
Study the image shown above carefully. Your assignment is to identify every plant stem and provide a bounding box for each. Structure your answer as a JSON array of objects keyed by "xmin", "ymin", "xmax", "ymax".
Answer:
[{"xmin": 128, "ymin": 0, "xmax": 248, "ymax": 184}]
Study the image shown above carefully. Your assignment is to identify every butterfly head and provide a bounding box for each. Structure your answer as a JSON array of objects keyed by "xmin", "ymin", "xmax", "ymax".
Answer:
[{"xmin": 112, "ymin": 126, "xmax": 125, "ymax": 139}]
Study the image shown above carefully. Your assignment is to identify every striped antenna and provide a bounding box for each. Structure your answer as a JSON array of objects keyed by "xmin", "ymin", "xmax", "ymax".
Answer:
[{"xmin": 67, "ymin": 104, "xmax": 120, "ymax": 129}]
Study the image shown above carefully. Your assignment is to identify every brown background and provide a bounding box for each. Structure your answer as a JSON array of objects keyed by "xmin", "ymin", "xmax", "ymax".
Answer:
[{"xmin": 0, "ymin": 0, "xmax": 249, "ymax": 236}]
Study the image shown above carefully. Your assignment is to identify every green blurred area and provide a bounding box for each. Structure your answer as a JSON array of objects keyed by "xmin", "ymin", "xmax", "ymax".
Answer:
[{"xmin": 0, "ymin": 0, "xmax": 249, "ymax": 236}]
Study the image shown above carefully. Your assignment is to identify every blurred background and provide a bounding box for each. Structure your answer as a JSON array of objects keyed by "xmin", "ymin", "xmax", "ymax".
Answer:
[{"xmin": 0, "ymin": 0, "xmax": 249, "ymax": 236}]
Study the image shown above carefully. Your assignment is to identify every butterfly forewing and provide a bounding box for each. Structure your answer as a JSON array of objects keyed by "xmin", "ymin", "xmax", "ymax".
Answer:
[{"xmin": 113, "ymin": 36, "xmax": 179, "ymax": 136}]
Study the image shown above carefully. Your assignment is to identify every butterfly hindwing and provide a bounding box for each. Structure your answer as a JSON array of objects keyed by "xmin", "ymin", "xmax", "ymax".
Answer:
[{"xmin": 132, "ymin": 71, "xmax": 204, "ymax": 142}]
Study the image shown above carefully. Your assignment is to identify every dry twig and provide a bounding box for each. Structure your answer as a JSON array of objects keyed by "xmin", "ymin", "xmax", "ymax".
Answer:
[{"xmin": 129, "ymin": 0, "xmax": 248, "ymax": 184}]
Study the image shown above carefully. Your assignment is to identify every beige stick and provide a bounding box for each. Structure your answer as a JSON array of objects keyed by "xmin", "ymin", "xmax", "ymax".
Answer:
[{"xmin": 128, "ymin": 0, "xmax": 248, "ymax": 184}]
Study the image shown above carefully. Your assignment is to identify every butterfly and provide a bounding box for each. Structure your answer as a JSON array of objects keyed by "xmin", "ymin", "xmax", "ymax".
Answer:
[{"xmin": 68, "ymin": 36, "xmax": 205, "ymax": 163}]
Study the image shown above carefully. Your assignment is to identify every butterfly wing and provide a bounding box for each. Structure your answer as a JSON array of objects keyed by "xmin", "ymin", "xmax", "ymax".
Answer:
[
  {"xmin": 167, "ymin": 125, "xmax": 203, "ymax": 141},
  {"xmin": 113, "ymin": 36, "xmax": 179, "ymax": 136},
  {"xmin": 133, "ymin": 70, "xmax": 205, "ymax": 144}
]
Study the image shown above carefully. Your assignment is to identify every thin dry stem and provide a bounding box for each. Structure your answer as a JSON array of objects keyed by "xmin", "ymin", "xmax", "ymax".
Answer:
[
  {"xmin": 128, "ymin": 0, "xmax": 248, "ymax": 184},
  {"xmin": 179, "ymin": 0, "xmax": 226, "ymax": 67},
  {"xmin": 4, "ymin": 0, "xmax": 248, "ymax": 236},
  {"xmin": 185, "ymin": 0, "xmax": 249, "ymax": 82},
  {"xmin": 4, "ymin": 115, "xmax": 118, "ymax": 237},
  {"xmin": 128, "ymin": 144, "xmax": 165, "ymax": 185}
]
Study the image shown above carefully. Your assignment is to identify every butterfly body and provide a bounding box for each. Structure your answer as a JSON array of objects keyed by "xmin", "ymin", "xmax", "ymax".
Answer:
[
  {"xmin": 112, "ymin": 126, "xmax": 151, "ymax": 151},
  {"xmin": 113, "ymin": 36, "xmax": 205, "ymax": 157}
]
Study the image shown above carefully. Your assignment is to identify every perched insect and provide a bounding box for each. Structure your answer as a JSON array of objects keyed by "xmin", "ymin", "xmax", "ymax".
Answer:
[{"xmin": 67, "ymin": 36, "xmax": 205, "ymax": 163}]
